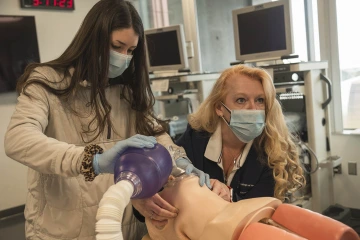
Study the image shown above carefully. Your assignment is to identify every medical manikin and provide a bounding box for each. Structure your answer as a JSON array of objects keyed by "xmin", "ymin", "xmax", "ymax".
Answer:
[
  {"xmin": 95, "ymin": 144, "xmax": 359, "ymax": 240},
  {"xmin": 143, "ymin": 174, "xmax": 359, "ymax": 240}
]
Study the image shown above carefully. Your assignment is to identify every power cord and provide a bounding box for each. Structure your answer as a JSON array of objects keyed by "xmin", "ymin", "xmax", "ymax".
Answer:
[
  {"xmin": 183, "ymin": 97, "xmax": 193, "ymax": 113},
  {"xmin": 298, "ymin": 141, "xmax": 319, "ymax": 174}
]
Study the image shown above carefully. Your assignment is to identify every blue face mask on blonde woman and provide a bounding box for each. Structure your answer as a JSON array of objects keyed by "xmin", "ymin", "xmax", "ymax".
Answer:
[
  {"xmin": 219, "ymin": 102, "xmax": 265, "ymax": 143},
  {"xmin": 218, "ymin": 75, "xmax": 266, "ymax": 143}
]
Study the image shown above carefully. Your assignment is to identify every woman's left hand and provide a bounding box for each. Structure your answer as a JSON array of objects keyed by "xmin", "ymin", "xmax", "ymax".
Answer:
[{"xmin": 210, "ymin": 179, "xmax": 231, "ymax": 202}]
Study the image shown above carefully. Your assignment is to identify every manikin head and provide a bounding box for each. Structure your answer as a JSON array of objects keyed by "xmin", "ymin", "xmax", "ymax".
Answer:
[{"xmin": 145, "ymin": 174, "xmax": 281, "ymax": 240}]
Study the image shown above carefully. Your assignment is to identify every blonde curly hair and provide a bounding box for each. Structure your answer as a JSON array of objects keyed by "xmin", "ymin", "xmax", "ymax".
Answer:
[{"xmin": 188, "ymin": 64, "xmax": 305, "ymax": 201}]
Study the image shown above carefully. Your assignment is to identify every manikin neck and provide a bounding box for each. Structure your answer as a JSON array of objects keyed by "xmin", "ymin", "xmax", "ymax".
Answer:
[{"xmin": 158, "ymin": 176, "xmax": 229, "ymax": 239}]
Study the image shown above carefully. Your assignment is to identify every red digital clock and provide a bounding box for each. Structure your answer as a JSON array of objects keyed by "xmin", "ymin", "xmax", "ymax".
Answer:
[{"xmin": 20, "ymin": 0, "xmax": 75, "ymax": 10}]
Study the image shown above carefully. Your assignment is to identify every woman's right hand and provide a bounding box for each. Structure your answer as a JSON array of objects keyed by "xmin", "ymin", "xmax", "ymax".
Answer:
[
  {"xmin": 131, "ymin": 193, "xmax": 179, "ymax": 229},
  {"xmin": 175, "ymin": 157, "xmax": 211, "ymax": 189},
  {"xmin": 210, "ymin": 179, "xmax": 231, "ymax": 202},
  {"xmin": 93, "ymin": 134, "xmax": 157, "ymax": 174}
]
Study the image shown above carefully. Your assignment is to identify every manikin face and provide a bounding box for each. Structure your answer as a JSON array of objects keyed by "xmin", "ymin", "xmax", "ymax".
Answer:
[
  {"xmin": 216, "ymin": 74, "xmax": 266, "ymax": 122},
  {"xmin": 110, "ymin": 28, "xmax": 139, "ymax": 56}
]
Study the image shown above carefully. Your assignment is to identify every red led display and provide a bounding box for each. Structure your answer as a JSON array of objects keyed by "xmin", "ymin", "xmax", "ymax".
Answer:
[{"xmin": 21, "ymin": 0, "xmax": 74, "ymax": 10}]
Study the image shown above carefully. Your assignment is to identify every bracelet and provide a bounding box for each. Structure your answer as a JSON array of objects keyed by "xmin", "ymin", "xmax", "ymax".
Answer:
[
  {"xmin": 167, "ymin": 145, "xmax": 188, "ymax": 162},
  {"xmin": 227, "ymin": 185, "xmax": 233, "ymax": 202},
  {"xmin": 80, "ymin": 144, "xmax": 103, "ymax": 182}
]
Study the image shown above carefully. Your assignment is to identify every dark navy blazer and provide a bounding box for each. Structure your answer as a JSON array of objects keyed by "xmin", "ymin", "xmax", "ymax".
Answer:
[{"xmin": 176, "ymin": 125, "xmax": 275, "ymax": 202}]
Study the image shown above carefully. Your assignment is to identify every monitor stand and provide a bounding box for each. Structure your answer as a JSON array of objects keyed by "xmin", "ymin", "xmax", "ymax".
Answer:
[
  {"xmin": 281, "ymin": 54, "xmax": 299, "ymax": 60},
  {"xmin": 230, "ymin": 60, "xmax": 245, "ymax": 66},
  {"xmin": 229, "ymin": 55, "xmax": 300, "ymax": 67},
  {"xmin": 152, "ymin": 69, "xmax": 191, "ymax": 78}
]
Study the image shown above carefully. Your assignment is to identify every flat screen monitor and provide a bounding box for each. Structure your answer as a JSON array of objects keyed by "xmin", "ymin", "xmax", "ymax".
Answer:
[
  {"xmin": 145, "ymin": 24, "xmax": 188, "ymax": 72},
  {"xmin": 232, "ymin": 0, "xmax": 294, "ymax": 62},
  {"xmin": 0, "ymin": 15, "xmax": 40, "ymax": 93}
]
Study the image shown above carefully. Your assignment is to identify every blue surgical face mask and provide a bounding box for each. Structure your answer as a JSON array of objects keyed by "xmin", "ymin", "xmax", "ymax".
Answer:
[
  {"xmin": 220, "ymin": 102, "xmax": 266, "ymax": 143},
  {"xmin": 108, "ymin": 49, "xmax": 133, "ymax": 78}
]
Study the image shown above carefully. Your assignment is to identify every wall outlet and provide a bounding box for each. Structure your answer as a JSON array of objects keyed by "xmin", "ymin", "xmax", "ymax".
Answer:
[{"xmin": 348, "ymin": 162, "xmax": 357, "ymax": 175}]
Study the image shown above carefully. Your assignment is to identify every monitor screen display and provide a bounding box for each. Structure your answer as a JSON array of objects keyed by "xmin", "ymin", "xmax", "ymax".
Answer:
[
  {"xmin": 232, "ymin": 0, "xmax": 293, "ymax": 62},
  {"xmin": 146, "ymin": 30, "xmax": 181, "ymax": 67},
  {"xmin": 237, "ymin": 6, "xmax": 286, "ymax": 55},
  {"xmin": 0, "ymin": 16, "xmax": 40, "ymax": 93},
  {"xmin": 145, "ymin": 24, "xmax": 188, "ymax": 72}
]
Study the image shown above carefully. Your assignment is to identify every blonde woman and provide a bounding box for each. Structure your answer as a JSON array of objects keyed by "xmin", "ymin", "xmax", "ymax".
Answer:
[{"xmin": 176, "ymin": 64, "xmax": 305, "ymax": 202}]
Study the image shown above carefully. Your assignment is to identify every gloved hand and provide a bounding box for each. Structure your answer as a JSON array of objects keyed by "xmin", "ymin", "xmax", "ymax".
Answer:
[
  {"xmin": 175, "ymin": 157, "xmax": 211, "ymax": 189},
  {"xmin": 93, "ymin": 134, "xmax": 157, "ymax": 174}
]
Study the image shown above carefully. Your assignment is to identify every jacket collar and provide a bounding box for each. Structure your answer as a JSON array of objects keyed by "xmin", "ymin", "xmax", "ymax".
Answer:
[{"xmin": 204, "ymin": 122, "xmax": 253, "ymax": 168}]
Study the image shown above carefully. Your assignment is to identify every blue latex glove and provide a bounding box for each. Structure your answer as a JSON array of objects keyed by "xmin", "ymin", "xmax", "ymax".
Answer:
[
  {"xmin": 175, "ymin": 157, "xmax": 211, "ymax": 189},
  {"xmin": 93, "ymin": 134, "xmax": 157, "ymax": 174}
]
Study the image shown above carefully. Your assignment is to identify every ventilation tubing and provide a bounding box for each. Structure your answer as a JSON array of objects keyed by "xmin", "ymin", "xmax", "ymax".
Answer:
[{"xmin": 95, "ymin": 143, "xmax": 173, "ymax": 240}]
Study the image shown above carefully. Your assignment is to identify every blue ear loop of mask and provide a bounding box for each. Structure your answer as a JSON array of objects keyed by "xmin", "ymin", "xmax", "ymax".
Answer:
[{"xmin": 220, "ymin": 102, "xmax": 266, "ymax": 143}]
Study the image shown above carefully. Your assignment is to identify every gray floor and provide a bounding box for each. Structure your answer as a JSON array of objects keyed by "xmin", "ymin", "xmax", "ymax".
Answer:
[
  {"xmin": 0, "ymin": 214, "xmax": 25, "ymax": 240},
  {"xmin": 347, "ymin": 218, "xmax": 360, "ymax": 236}
]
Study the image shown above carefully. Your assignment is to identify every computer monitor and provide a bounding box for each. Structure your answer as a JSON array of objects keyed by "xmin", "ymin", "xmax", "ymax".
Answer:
[
  {"xmin": 0, "ymin": 15, "xmax": 40, "ymax": 93},
  {"xmin": 232, "ymin": 0, "xmax": 294, "ymax": 62},
  {"xmin": 145, "ymin": 24, "xmax": 189, "ymax": 72}
]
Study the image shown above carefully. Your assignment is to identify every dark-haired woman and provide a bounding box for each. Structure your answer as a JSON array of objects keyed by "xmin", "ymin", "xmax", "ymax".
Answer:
[{"xmin": 4, "ymin": 0, "xmax": 207, "ymax": 239}]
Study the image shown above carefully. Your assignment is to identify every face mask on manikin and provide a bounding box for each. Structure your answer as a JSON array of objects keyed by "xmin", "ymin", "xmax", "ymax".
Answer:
[
  {"xmin": 220, "ymin": 102, "xmax": 266, "ymax": 143},
  {"xmin": 108, "ymin": 49, "xmax": 133, "ymax": 78}
]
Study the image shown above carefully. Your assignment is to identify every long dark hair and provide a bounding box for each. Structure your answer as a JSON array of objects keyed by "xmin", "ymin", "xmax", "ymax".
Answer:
[{"xmin": 17, "ymin": 0, "xmax": 167, "ymax": 141}]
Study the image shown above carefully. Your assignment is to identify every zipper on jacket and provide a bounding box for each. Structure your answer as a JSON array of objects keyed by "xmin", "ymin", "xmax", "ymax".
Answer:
[{"xmin": 107, "ymin": 124, "xmax": 111, "ymax": 139}]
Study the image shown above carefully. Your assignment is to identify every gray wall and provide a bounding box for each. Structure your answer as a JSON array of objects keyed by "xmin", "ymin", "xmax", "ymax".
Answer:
[
  {"xmin": 168, "ymin": 0, "xmax": 184, "ymax": 26},
  {"xmin": 135, "ymin": 0, "xmax": 184, "ymax": 30},
  {"xmin": 196, "ymin": 0, "xmax": 251, "ymax": 72},
  {"xmin": 0, "ymin": 0, "xmax": 100, "ymax": 211}
]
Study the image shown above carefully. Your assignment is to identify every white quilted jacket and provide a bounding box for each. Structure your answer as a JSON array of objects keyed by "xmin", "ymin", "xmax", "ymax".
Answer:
[{"xmin": 4, "ymin": 66, "xmax": 177, "ymax": 240}]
